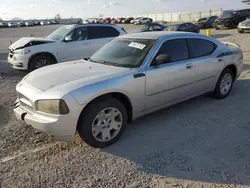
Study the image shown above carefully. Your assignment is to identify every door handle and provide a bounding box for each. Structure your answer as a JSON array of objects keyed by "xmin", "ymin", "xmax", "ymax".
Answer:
[
  {"xmin": 82, "ymin": 43, "xmax": 88, "ymax": 46},
  {"xmin": 218, "ymin": 58, "xmax": 223, "ymax": 62},
  {"xmin": 186, "ymin": 63, "xmax": 193, "ymax": 69}
]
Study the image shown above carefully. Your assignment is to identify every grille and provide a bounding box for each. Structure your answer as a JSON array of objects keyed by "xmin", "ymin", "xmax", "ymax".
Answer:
[{"xmin": 17, "ymin": 92, "xmax": 33, "ymax": 112}]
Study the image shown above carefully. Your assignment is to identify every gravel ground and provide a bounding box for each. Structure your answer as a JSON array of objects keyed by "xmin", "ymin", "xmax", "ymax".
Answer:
[{"xmin": 1, "ymin": 25, "xmax": 250, "ymax": 188}]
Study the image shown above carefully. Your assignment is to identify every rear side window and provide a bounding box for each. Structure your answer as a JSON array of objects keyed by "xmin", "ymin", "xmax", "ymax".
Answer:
[
  {"xmin": 156, "ymin": 39, "xmax": 189, "ymax": 62},
  {"xmin": 188, "ymin": 38, "xmax": 216, "ymax": 58},
  {"xmin": 88, "ymin": 26, "xmax": 120, "ymax": 39}
]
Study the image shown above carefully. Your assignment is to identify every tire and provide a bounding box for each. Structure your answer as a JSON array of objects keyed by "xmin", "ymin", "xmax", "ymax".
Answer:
[
  {"xmin": 238, "ymin": 29, "xmax": 244, "ymax": 33},
  {"xmin": 215, "ymin": 27, "xmax": 219, "ymax": 30},
  {"xmin": 213, "ymin": 68, "xmax": 235, "ymax": 99},
  {"xmin": 78, "ymin": 98, "xmax": 128, "ymax": 148},
  {"xmin": 29, "ymin": 55, "xmax": 55, "ymax": 71}
]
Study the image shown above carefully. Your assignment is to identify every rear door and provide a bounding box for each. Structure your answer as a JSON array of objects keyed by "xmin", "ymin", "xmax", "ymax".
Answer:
[
  {"xmin": 187, "ymin": 38, "xmax": 224, "ymax": 91},
  {"xmin": 88, "ymin": 26, "xmax": 120, "ymax": 55}
]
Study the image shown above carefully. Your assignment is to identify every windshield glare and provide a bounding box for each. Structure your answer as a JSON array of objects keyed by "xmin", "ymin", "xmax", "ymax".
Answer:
[
  {"xmin": 221, "ymin": 11, "xmax": 236, "ymax": 18},
  {"xmin": 165, "ymin": 25, "xmax": 178, "ymax": 31},
  {"xmin": 140, "ymin": 24, "xmax": 149, "ymax": 31},
  {"xmin": 47, "ymin": 26, "xmax": 71, "ymax": 40},
  {"xmin": 90, "ymin": 38, "xmax": 156, "ymax": 68}
]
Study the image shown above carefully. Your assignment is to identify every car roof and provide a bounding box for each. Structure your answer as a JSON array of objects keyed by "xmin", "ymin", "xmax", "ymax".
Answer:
[{"xmin": 119, "ymin": 31, "xmax": 200, "ymax": 40}]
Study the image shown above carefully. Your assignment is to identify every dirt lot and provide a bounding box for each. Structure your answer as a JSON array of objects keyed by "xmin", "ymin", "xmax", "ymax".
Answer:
[{"xmin": 1, "ymin": 25, "xmax": 250, "ymax": 188}]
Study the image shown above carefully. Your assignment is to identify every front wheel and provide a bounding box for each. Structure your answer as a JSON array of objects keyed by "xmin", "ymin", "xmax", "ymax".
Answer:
[
  {"xmin": 78, "ymin": 98, "xmax": 128, "ymax": 148},
  {"xmin": 29, "ymin": 55, "xmax": 55, "ymax": 71},
  {"xmin": 213, "ymin": 68, "xmax": 234, "ymax": 99},
  {"xmin": 238, "ymin": 29, "xmax": 244, "ymax": 33}
]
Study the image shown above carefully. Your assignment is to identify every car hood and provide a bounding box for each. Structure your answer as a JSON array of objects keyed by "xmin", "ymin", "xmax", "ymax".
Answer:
[
  {"xmin": 9, "ymin": 37, "xmax": 55, "ymax": 50},
  {"xmin": 23, "ymin": 60, "xmax": 131, "ymax": 92},
  {"xmin": 240, "ymin": 19, "xmax": 250, "ymax": 24}
]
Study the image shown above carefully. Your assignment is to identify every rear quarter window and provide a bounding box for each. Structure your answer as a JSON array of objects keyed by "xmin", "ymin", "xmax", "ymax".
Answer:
[{"xmin": 188, "ymin": 38, "xmax": 217, "ymax": 58}]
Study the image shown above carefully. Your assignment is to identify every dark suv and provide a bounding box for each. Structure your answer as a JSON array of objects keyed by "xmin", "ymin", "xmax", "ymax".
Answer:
[
  {"xmin": 214, "ymin": 9, "xmax": 250, "ymax": 29},
  {"xmin": 196, "ymin": 16, "xmax": 218, "ymax": 29}
]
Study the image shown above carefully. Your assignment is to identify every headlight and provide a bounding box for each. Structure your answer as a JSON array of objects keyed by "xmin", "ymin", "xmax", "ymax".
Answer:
[
  {"xmin": 14, "ymin": 49, "xmax": 31, "ymax": 55},
  {"xmin": 36, "ymin": 99, "xmax": 69, "ymax": 115}
]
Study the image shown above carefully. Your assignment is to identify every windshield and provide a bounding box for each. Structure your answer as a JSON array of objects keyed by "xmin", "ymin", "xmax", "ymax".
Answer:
[
  {"xmin": 165, "ymin": 25, "xmax": 178, "ymax": 31},
  {"xmin": 140, "ymin": 24, "xmax": 149, "ymax": 31},
  {"xmin": 221, "ymin": 11, "xmax": 237, "ymax": 18},
  {"xmin": 47, "ymin": 26, "xmax": 71, "ymax": 40},
  {"xmin": 90, "ymin": 38, "xmax": 156, "ymax": 68},
  {"xmin": 198, "ymin": 18, "xmax": 208, "ymax": 22}
]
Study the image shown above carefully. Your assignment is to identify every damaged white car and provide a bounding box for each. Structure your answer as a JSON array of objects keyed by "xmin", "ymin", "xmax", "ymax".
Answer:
[{"xmin": 8, "ymin": 24, "xmax": 126, "ymax": 71}]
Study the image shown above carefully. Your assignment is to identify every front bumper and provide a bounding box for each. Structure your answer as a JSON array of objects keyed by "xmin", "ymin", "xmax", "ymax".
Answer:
[
  {"xmin": 8, "ymin": 53, "xmax": 29, "ymax": 70},
  {"xmin": 14, "ymin": 100, "xmax": 76, "ymax": 141},
  {"xmin": 14, "ymin": 81, "xmax": 83, "ymax": 141},
  {"xmin": 238, "ymin": 26, "xmax": 250, "ymax": 31}
]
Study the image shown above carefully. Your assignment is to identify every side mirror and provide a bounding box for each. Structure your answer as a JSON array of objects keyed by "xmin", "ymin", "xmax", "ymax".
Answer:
[
  {"xmin": 64, "ymin": 36, "xmax": 72, "ymax": 42},
  {"xmin": 153, "ymin": 54, "xmax": 171, "ymax": 65}
]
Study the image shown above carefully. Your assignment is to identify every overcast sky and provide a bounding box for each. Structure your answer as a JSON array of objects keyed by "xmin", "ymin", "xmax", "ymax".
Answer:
[{"xmin": 0, "ymin": 0, "xmax": 249, "ymax": 20}]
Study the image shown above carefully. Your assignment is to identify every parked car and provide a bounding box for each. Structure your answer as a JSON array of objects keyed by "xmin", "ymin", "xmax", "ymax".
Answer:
[
  {"xmin": 196, "ymin": 16, "xmax": 218, "ymax": 29},
  {"xmin": 139, "ymin": 22, "xmax": 166, "ymax": 32},
  {"xmin": 52, "ymin": 20, "xmax": 58, "ymax": 24},
  {"xmin": 0, "ymin": 22, "xmax": 8, "ymax": 28},
  {"xmin": 164, "ymin": 23, "xmax": 200, "ymax": 33},
  {"xmin": 25, "ymin": 21, "xmax": 33, "ymax": 27},
  {"xmin": 117, "ymin": 18, "xmax": 126, "ymax": 23},
  {"xmin": 14, "ymin": 31, "xmax": 243, "ymax": 148},
  {"xmin": 122, "ymin": 17, "xmax": 134, "ymax": 24},
  {"xmin": 238, "ymin": 17, "xmax": 250, "ymax": 33},
  {"xmin": 134, "ymin": 18, "xmax": 153, "ymax": 25},
  {"xmin": 105, "ymin": 17, "xmax": 112, "ymax": 24},
  {"xmin": 8, "ymin": 24, "xmax": 127, "ymax": 71},
  {"xmin": 8, "ymin": 22, "xmax": 17, "ymax": 27},
  {"xmin": 17, "ymin": 21, "xmax": 25, "ymax": 27},
  {"xmin": 33, "ymin": 21, "xmax": 41, "ymax": 26},
  {"xmin": 214, "ymin": 9, "xmax": 250, "ymax": 29},
  {"xmin": 47, "ymin": 21, "xmax": 51, "ymax": 25},
  {"xmin": 40, "ymin": 21, "xmax": 47, "ymax": 26}
]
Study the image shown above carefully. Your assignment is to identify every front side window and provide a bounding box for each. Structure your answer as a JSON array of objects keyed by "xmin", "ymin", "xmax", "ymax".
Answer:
[
  {"xmin": 64, "ymin": 27, "xmax": 88, "ymax": 41},
  {"xmin": 47, "ymin": 26, "xmax": 72, "ymax": 40},
  {"xmin": 88, "ymin": 26, "xmax": 119, "ymax": 39},
  {"xmin": 90, "ymin": 38, "xmax": 156, "ymax": 68},
  {"xmin": 155, "ymin": 39, "xmax": 189, "ymax": 62},
  {"xmin": 188, "ymin": 38, "xmax": 216, "ymax": 58}
]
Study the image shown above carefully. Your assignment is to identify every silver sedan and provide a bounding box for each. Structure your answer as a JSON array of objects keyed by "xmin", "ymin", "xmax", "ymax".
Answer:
[
  {"xmin": 14, "ymin": 31, "xmax": 243, "ymax": 148},
  {"xmin": 238, "ymin": 18, "xmax": 250, "ymax": 33}
]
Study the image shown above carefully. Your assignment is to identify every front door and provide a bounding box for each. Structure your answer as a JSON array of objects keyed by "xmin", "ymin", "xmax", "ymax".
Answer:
[
  {"xmin": 59, "ymin": 26, "xmax": 91, "ymax": 62},
  {"xmin": 145, "ymin": 39, "xmax": 195, "ymax": 109}
]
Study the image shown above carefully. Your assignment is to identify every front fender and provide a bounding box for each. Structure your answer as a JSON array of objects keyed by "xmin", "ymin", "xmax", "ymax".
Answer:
[{"xmin": 70, "ymin": 73, "xmax": 146, "ymax": 119}]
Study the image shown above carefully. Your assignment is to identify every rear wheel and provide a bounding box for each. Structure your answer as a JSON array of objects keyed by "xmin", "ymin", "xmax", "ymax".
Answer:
[
  {"xmin": 213, "ymin": 68, "xmax": 234, "ymax": 99},
  {"xmin": 29, "ymin": 55, "xmax": 55, "ymax": 71},
  {"xmin": 78, "ymin": 98, "xmax": 128, "ymax": 148}
]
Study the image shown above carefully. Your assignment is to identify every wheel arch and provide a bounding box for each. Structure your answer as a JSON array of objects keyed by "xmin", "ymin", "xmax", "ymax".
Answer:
[
  {"xmin": 225, "ymin": 64, "xmax": 237, "ymax": 81},
  {"xmin": 28, "ymin": 52, "xmax": 58, "ymax": 69},
  {"xmin": 77, "ymin": 92, "xmax": 133, "ymax": 129}
]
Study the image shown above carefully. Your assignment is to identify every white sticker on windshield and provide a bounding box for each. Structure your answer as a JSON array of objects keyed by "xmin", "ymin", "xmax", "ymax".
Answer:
[{"xmin": 128, "ymin": 42, "xmax": 146, "ymax": 50}]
